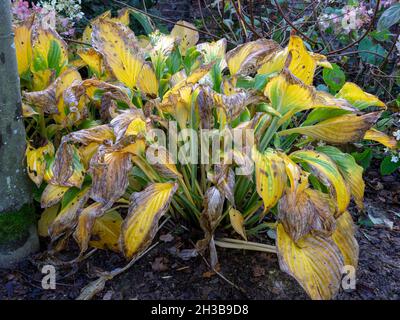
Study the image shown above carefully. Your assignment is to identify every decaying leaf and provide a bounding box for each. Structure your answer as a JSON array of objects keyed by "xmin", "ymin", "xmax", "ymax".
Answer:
[
  {"xmin": 89, "ymin": 145, "xmax": 133, "ymax": 205},
  {"xmin": 49, "ymin": 185, "xmax": 91, "ymax": 240},
  {"xmin": 226, "ymin": 39, "xmax": 280, "ymax": 76},
  {"xmin": 252, "ymin": 147, "xmax": 287, "ymax": 214},
  {"xmin": 171, "ymin": 20, "xmax": 199, "ymax": 54},
  {"xmin": 229, "ymin": 208, "xmax": 247, "ymax": 240},
  {"xmin": 279, "ymin": 112, "xmax": 381, "ymax": 144},
  {"xmin": 90, "ymin": 210, "xmax": 123, "ymax": 252},
  {"xmin": 41, "ymin": 183, "xmax": 70, "ymax": 208},
  {"xmin": 26, "ymin": 141, "xmax": 55, "ymax": 187},
  {"xmin": 336, "ymin": 82, "xmax": 386, "ymax": 110},
  {"xmin": 38, "ymin": 205, "xmax": 59, "ymax": 237},
  {"xmin": 120, "ymin": 182, "xmax": 178, "ymax": 259},
  {"xmin": 276, "ymin": 224, "xmax": 344, "ymax": 300},
  {"xmin": 364, "ymin": 128, "xmax": 397, "ymax": 150}
]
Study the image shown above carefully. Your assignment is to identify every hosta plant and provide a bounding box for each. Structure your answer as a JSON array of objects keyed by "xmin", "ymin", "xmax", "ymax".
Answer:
[{"xmin": 15, "ymin": 10, "xmax": 398, "ymax": 300}]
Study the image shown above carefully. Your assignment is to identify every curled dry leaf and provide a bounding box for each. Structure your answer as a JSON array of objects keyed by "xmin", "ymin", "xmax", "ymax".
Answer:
[
  {"xmin": 226, "ymin": 39, "xmax": 280, "ymax": 76},
  {"xmin": 89, "ymin": 145, "xmax": 133, "ymax": 205},
  {"xmin": 74, "ymin": 202, "xmax": 107, "ymax": 253},
  {"xmin": 49, "ymin": 185, "xmax": 91, "ymax": 240},
  {"xmin": 120, "ymin": 182, "xmax": 178, "ymax": 259},
  {"xmin": 110, "ymin": 109, "xmax": 146, "ymax": 143},
  {"xmin": 197, "ymin": 186, "xmax": 225, "ymax": 268},
  {"xmin": 278, "ymin": 182, "xmax": 336, "ymax": 242},
  {"xmin": 49, "ymin": 140, "xmax": 85, "ymax": 188}
]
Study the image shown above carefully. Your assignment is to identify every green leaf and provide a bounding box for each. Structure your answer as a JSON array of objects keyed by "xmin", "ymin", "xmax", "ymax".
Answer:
[
  {"xmin": 358, "ymin": 37, "xmax": 386, "ymax": 65},
  {"xmin": 351, "ymin": 149, "xmax": 372, "ymax": 170},
  {"xmin": 380, "ymin": 155, "xmax": 400, "ymax": 175},
  {"xmin": 130, "ymin": 9, "xmax": 155, "ymax": 34},
  {"xmin": 323, "ymin": 63, "xmax": 345, "ymax": 92},
  {"xmin": 377, "ymin": 3, "xmax": 400, "ymax": 31},
  {"xmin": 47, "ymin": 40, "xmax": 62, "ymax": 75}
]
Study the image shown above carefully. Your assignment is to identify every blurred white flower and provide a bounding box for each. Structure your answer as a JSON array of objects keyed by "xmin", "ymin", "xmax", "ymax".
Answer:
[
  {"xmin": 391, "ymin": 155, "xmax": 399, "ymax": 163},
  {"xmin": 393, "ymin": 130, "xmax": 400, "ymax": 141}
]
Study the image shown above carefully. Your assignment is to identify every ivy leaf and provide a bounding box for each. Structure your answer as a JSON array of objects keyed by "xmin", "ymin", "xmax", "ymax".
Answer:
[
  {"xmin": 323, "ymin": 63, "xmax": 345, "ymax": 92},
  {"xmin": 377, "ymin": 3, "xmax": 400, "ymax": 31},
  {"xmin": 358, "ymin": 37, "xmax": 386, "ymax": 66}
]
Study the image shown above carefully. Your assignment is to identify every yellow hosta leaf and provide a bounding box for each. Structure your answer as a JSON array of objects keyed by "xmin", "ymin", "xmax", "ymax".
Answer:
[
  {"xmin": 264, "ymin": 71, "xmax": 315, "ymax": 116},
  {"xmin": 258, "ymin": 47, "xmax": 288, "ymax": 75},
  {"xmin": 82, "ymin": 11, "xmax": 112, "ymax": 43},
  {"xmin": 79, "ymin": 142, "xmax": 100, "ymax": 169},
  {"xmin": 226, "ymin": 39, "xmax": 280, "ymax": 76},
  {"xmin": 121, "ymin": 182, "xmax": 178, "ymax": 259},
  {"xmin": 49, "ymin": 185, "xmax": 91, "ymax": 239},
  {"xmin": 290, "ymin": 150, "xmax": 350, "ymax": 214},
  {"xmin": 279, "ymin": 112, "xmax": 380, "ymax": 144},
  {"xmin": 332, "ymin": 211, "xmax": 359, "ymax": 268},
  {"xmin": 336, "ymin": 82, "xmax": 386, "ymax": 110},
  {"xmin": 317, "ymin": 146, "xmax": 365, "ymax": 210},
  {"xmin": 110, "ymin": 110, "xmax": 146, "ymax": 143},
  {"xmin": 92, "ymin": 19, "xmax": 145, "ymax": 90},
  {"xmin": 22, "ymin": 103, "xmax": 38, "ymax": 117},
  {"xmin": 32, "ymin": 69, "xmax": 54, "ymax": 91},
  {"xmin": 31, "ymin": 26, "xmax": 68, "ymax": 76},
  {"xmin": 90, "ymin": 210, "xmax": 123, "ymax": 252},
  {"xmin": 257, "ymin": 36, "xmax": 331, "ymax": 80},
  {"xmin": 287, "ymin": 35, "xmax": 331, "ymax": 85},
  {"xmin": 41, "ymin": 184, "xmax": 70, "ymax": 208},
  {"xmin": 26, "ymin": 141, "xmax": 55, "ymax": 187},
  {"xmin": 197, "ymin": 38, "xmax": 227, "ymax": 69},
  {"xmin": 171, "ymin": 20, "xmax": 199, "ymax": 54},
  {"xmin": 14, "ymin": 17, "xmax": 33, "ymax": 76},
  {"xmin": 278, "ymin": 152, "xmax": 302, "ymax": 192},
  {"xmin": 364, "ymin": 128, "xmax": 397, "ymax": 150},
  {"xmin": 276, "ymin": 223, "xmax": 344, "ymax": 300},
  {"xmin": 74, "ymin": 202, "xmax": 107, "ymax": 253},
  {"xmin": 78, "ymin": 48, "xmax": 103, "ymax": 78},
  {"xmin": 252, "ymin": 146, "xmax": 286, "ymax": 213},
  {"xmin": 229, "ymin": 208, "xmax": 247, "ymax": 240},
  {"xmin": 137, "ymin": 62, "xmax": 159, "ymax": 97},
  {"xmin": 38, "ymin": 205, "xmax": 59, "ymax": 237}
]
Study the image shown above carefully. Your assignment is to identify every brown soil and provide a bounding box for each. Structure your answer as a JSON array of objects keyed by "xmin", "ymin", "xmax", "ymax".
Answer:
[{"xmin": 1, "ymin": 165, "xmax": 399, "ymax": 300}]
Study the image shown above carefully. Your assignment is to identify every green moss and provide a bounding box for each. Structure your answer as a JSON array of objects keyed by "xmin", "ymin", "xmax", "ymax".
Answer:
[{"xmin": 0, "ymin": 204, "xmax": 36, "ymax": 246}]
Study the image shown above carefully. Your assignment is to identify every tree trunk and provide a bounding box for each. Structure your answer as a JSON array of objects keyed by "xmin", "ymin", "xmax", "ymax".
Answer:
[{"xmin": 0, "ymin": 0, "xmax": 38, "ymax": 268}]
